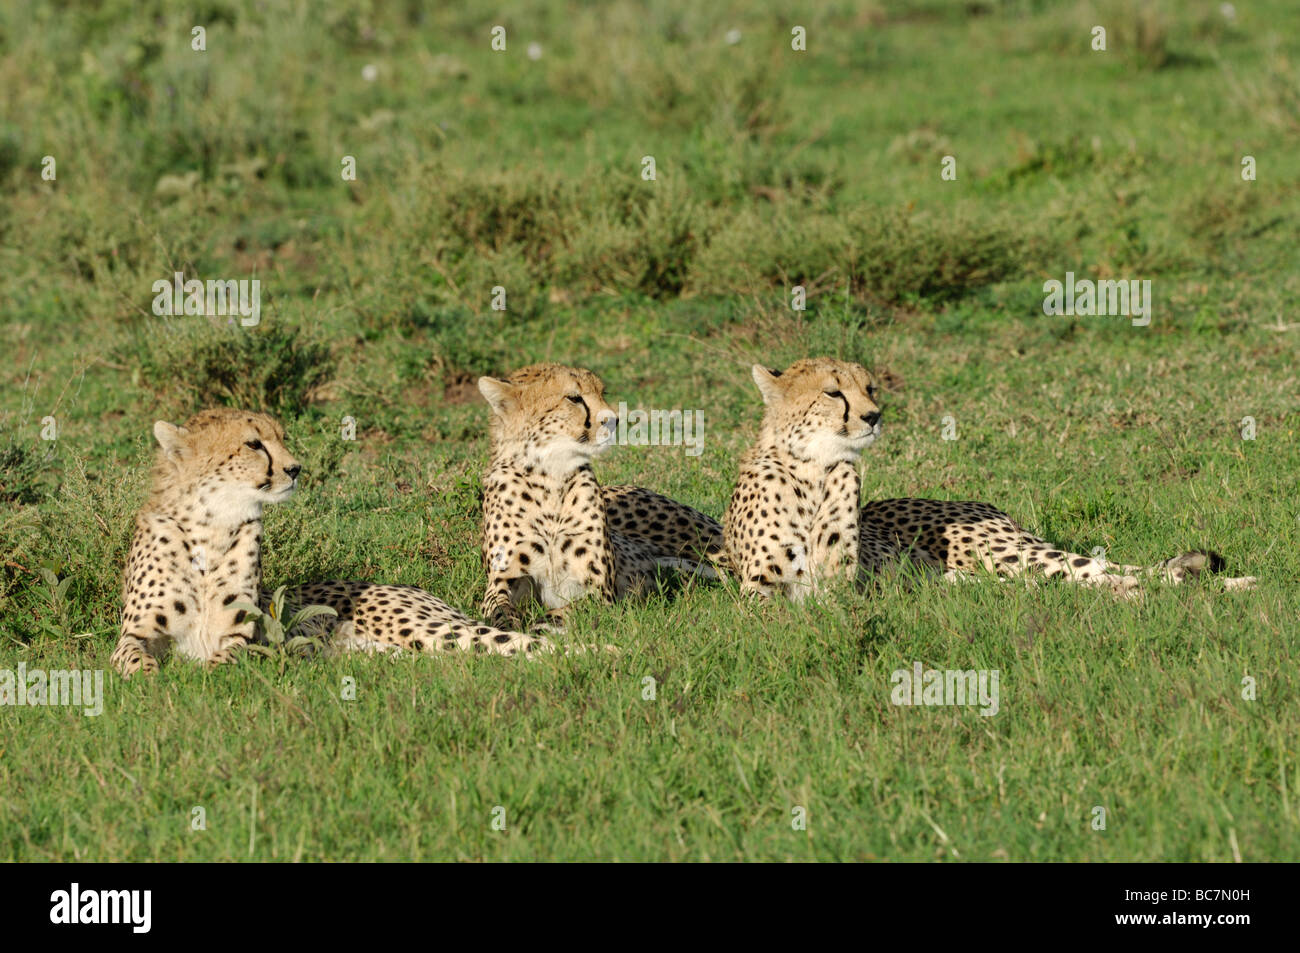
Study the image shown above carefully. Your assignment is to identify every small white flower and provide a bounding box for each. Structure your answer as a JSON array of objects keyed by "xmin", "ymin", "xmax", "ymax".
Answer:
[
  {"xmin": 724, "ymin": 29, "xmax": 742, "ymax": 45},
  {"xmin": 1220, "ymin": 3, "xmax": 1236, "ymax": 20},
  {"xmin": 361, "ymin": 63, "xmax": 378, "ymax": 82},
  {"xmin": 526, "ymin": 42, "xmax": 542, "ymax": 61}
]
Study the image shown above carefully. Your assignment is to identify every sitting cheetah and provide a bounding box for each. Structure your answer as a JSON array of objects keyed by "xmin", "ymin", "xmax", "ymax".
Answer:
[
  {"xmin": 723, "ymin": 358, "xmax": 1255, "ymax": 599},
  {"xmin": 109, "ymin": 408, "xmax": 549, "ymax": 677},
  {"xmin": 477, "ymin": 363, "xmax": 721, "ymax": 629}
]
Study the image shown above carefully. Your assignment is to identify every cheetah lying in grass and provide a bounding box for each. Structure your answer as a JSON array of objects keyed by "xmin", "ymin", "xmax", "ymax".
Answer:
[
  {"xmin": 109, "ymin": 408, "xmax": 550, "ymax": 677},
  {"xmin": 722, "ymin": 358, "xmax": 1256, "ymax": 600},
  {"xmin": 477, "ymin": 363, "xmax": 722, "ymax": 630}
]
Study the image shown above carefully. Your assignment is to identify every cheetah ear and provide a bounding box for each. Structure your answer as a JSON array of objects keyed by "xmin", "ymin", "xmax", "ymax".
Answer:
[
  {"xmin": 751, "ymin": 365, "xmax": 784, "ymax": 405},
  {"xmin": 153, "ymin": 421, "xmax": 190, "ymax": 462},
  {"xmin": 477, "ymin": 377, "xmax": 514, "ymax": 415}
]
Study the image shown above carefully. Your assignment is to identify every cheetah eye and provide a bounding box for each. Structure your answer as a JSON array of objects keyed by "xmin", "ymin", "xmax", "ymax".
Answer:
[
  {"xmin": 245, "ymin": 440, "xmax": 264, "ymax": 451},
  {"xmin": 824, "ymin": 390, "xmax": 844, "ymax": 400},
  {"xmin": 566, "ymin": 395, "xmax": 585, "ymax": 405},
  {"xmin": 867, "ymin": 386, "xmax": 877, "ymax": 398}
]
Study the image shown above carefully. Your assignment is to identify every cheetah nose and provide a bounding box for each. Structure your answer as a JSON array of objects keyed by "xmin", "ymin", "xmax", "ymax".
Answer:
[
  {"xmin": 284, "ymin": 464, "xmax": 302, "ymax": 480},
  {"xmin": 862, "ymin": 411, "xmax": 881, "ymax": 427}
]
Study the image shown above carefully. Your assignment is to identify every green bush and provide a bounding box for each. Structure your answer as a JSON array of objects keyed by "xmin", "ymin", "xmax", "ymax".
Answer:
[{"xmin": 117, "ymin": 318, "xmax": 335, "ymax": 416}]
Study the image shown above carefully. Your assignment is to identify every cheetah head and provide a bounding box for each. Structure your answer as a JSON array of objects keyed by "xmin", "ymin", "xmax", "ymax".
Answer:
[
  {"xmin": 751, "ymin": 358, "xmax": 881, "ymax": 465},
  {"xmin": 478, "ymin": 363, "xmax": 618, "ymax": 476},
  {"xmin": 152, "ymin": 408, "xmax": 302, "ymax": 517}
]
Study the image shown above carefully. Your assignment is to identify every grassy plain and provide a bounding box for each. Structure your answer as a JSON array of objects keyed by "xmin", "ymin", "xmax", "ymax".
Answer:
[{"xmin": 1, "ymin": 0, "xmax": 1297, "ymax": 860}]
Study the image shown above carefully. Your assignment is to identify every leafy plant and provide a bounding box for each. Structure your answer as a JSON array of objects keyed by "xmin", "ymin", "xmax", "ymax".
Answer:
[
  {"xmin": 120, "ymin": 320, "xmax": 335, "ymax": 417},
  {"xmin": 231, "ymin": 585, "xmax": 337, "ymax": 664},
  {"xmin": 0, "ymin": 442, "xmax": 43, "ymax": 505},
  {"xmin": 30, "ymin": 566, "xmax": 76, "ymax": 640}
]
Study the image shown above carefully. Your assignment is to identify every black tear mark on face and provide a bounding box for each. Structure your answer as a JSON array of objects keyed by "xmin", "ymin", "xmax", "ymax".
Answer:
[
  {"xmin": 828, "ymin": 389, "xmax": 849, "ymax": 425},
  {"xmin": 814, "ymin": 388, "xmax": 849, "ymax": 428},
  {"xmin": 246, "ymin": 437, "xmax": 273, "ymax": 489},
  {"xmin": 566, "ymin": 395, "xmax": 591, "ymax": 433}
]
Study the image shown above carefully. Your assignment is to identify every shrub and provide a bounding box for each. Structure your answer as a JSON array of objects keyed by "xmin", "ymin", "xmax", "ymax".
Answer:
[{"xmin": 118, "ymin": 317, "xmax": 335, "ymax": 416}]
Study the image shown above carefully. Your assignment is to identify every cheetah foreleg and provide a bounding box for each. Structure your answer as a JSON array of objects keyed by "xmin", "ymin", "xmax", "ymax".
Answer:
[
  {"xmin": 109, "ymin": 631, "xmax": 164, "ymax": 678},
  {"xmin": 808, "ymin": 463, "xmax": 862, "ymax": 594}
]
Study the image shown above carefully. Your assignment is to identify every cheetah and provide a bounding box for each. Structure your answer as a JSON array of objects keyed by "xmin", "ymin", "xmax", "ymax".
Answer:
[
  {"xmin": 109, "ymin": 408, "xmax": 549, "ymax": 677},
  {"xmin": 477, "ymin": 363, "xmax": 722, "ymax": 630},
  {"xmin": 722, "ymin": 358, "xmax": 1256, "ymax": 599}
]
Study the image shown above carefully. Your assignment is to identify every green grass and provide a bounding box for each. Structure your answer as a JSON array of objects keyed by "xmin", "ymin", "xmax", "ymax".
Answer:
[{"xmin": 1, "ymin": 0, "xmax": 1298, "ymax": 861}]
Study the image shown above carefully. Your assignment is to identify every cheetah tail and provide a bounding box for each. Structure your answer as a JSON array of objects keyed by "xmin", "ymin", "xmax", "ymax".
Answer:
[
  {"xmin": 654, "ymin": 555, "xmax": 721, "ymax": 581},
  {"xmin": 1157, "ymin": 551, "xmax": 1256, "ymax": 590},
  {"xmin": 1094, "ymin": 549, "xmax": 1255, "ymax": 590},
  {"xmin": 1158, "ymin": 551, "xmax": 1226, "ymax": 575},
  {"xmin": 280, "ymin": 582, "xmax": 554, "ymax": 659}
]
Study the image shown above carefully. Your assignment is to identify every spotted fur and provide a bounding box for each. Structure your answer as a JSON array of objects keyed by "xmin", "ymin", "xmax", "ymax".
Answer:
[
  {"xmin": 478, "ymin": 364, "xmax": 721, "ymax": 629},
  {"xmin": 109, "ymin": 409, "xmax": 548, "ymax": 677},
  {"xmin": 723, "ymin": 360, "xmax": 880, "ymax": 599},
  {"xmin": 723, "ymin": 358, "xmax": 1256, "ymax": 599}
]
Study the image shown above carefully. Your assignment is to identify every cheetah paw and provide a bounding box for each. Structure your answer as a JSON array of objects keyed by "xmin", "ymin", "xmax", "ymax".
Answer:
[{"xmin": 113, "ymin": 651, "xmax": 159, "ymax": 679}]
